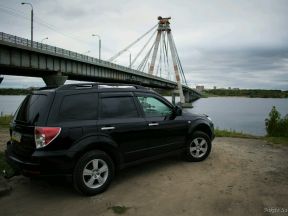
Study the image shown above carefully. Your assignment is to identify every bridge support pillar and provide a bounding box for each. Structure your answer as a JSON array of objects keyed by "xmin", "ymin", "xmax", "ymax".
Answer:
[
  {"xmin": 42, "ymin": 74, "xmax": 68, "ymax": 87},
  {"xmin": 172, "ymin": 91, "xmax": 177, "ymax": 105},
  {"xmin": 184, "ymin": 91, "xmax": 190, "ymax": 103},
  {"xmin": 184, "ymin": 90, "xmax": 201, "ymax": 103}
]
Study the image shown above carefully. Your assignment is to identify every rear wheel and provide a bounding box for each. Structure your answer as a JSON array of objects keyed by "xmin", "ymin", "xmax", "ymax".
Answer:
[
  {"xmin": 73, "ymin": 150, "xmax": 114, "ymax": 196},
  {"xmin": 184, "ymin": 131, "xmax": 211, "ymax": 162}
]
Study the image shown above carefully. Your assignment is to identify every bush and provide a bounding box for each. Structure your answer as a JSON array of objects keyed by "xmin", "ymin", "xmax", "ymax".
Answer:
[
  {"xmin": 0, "ymin": 115, "xmax": 13, "ymax": 128},
  {"xmin": 265, "ymin": 106, "xmax": 288, "ymax": 137}
]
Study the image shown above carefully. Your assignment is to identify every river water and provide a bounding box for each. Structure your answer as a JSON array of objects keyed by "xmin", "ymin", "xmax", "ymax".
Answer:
[
  {"xmin": 0, "ymin": 95, "xmax": 287, "ymax": 136},
  {"xmin": 190, "ymin": 97, "xmax": 288, "ymax": 136}
]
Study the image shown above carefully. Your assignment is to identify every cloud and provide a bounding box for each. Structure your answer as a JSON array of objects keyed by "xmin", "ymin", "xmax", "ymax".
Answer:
[{"xmin": 0, "ymin": 0, "xmax": 287, "ymax": 89}]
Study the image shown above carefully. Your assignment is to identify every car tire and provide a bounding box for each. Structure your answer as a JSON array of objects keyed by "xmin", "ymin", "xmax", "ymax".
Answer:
[
  {"xmin": 73, "ymin": 150, "xmax": 114, "ymax": 196},
  {"xmin": 184, "ymin": 131, "xmax": 211, "ymax": 162}
]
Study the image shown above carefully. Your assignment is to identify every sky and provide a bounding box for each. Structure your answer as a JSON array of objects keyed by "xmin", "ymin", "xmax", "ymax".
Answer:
[{"xmin": 0, "ymin": 0, "xmax": 287, "ymax": 90}]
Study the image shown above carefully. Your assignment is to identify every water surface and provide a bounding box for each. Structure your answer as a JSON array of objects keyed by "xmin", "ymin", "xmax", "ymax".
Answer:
[{"xmin": 1, "ymin": 95, "xmax": 287, "ymax": 136}]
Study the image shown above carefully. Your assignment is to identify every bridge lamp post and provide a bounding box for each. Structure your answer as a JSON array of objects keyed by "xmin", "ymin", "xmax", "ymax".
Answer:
[
  {"xmin": 123, "ymin": 50, "xmax": 132, "ymax": 68},
  {"xmin": 21, "ymin": 2, "xmax": 33, "ymax": 47},
  {"xmin": 92, "ymin": 34, "xmax": 101, "ymax": 60},
  {"xmin": 129, "ymin": 52, "xmax": 131, "ymax": 68},
  {"xmin": 41, "ymin": 37, "xmax": 48, "ymax": 43}
]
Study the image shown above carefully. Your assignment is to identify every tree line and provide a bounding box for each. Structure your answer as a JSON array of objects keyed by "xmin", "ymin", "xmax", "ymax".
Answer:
[
  {"xmin": 0, "ymin": 88, "xmax": 33, "ymax": 95},
  {"xmin": 204, "ymin": 89, "xmax": 288, "ymax": 98}
]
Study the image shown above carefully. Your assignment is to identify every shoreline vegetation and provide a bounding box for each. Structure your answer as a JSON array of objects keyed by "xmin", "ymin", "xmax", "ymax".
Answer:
[
  {"xmin": 202, "ymin": 89, "xmax": 288, "ymax": 98},
  {"xmin": 0, "ymin": 88, "xmax": 288, "ymax": 98},
  {"xmin": 0, "ymin": 88, "xmax": 33, "ymax": 95}
]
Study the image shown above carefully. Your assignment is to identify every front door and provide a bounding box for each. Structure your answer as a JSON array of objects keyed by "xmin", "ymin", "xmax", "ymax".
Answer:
[{"xmin": 135, "ymin": 93, "xmax": 188, "ymax": 153}]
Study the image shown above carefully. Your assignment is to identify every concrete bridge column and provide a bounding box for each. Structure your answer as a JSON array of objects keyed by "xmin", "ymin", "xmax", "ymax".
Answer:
[
  {"xmin": 42, "ymin": 73, "xmax": 68, "ymax": 87},
  {"xmin": 184, "ymin": 91, "xmax": 191, "ymax": 103}
]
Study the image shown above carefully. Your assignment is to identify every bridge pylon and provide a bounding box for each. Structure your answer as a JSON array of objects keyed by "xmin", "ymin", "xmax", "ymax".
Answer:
[{"xmin": 148, "ymin": 16, "xmax": 185, "ymax": 104}]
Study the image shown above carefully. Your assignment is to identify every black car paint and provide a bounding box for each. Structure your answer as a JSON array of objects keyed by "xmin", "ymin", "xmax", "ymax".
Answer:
[{"xmin": 5, "ymin": 84, "xmax": 214, "ymax": 176}]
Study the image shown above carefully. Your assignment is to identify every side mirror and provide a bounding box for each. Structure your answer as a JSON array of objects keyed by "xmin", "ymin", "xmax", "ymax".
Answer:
[{"xmin": 173, "ymin": 105, "xmax": 182, "ymax": 116}]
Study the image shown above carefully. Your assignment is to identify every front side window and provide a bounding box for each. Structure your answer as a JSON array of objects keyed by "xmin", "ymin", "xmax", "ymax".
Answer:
[
  {"xmin": 100, "ymin": 97, "xmax": 138, "ymax": 119},
  {"xmin": 137, "ymin": 96, "xmax": 172, "ymax": 117}
]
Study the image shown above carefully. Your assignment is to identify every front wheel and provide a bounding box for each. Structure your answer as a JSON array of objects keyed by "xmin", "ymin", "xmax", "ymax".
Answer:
[
  {"xmin": 184, "ymin": 131, "xmax": 212, "ymax": 162},
  {"xmin": 73, "ymin": 150, "xmax": 114, "ymax": 196}
]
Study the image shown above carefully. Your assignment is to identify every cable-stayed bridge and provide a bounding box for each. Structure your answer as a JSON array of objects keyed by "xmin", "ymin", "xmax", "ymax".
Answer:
[{"xmin": 0, "ymin": 17, "xmax": 201, "ymax": 104}]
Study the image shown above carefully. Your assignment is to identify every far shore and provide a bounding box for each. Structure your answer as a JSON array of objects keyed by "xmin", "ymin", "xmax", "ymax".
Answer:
[{"xmin": 0, "ymin": 88, "xmax": 287, "ymax": 98}]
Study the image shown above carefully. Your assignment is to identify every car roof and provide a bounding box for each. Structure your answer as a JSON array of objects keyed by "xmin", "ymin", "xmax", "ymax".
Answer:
[{"xmin": 33, "ymin": 83, "xmax": 153, "ymax": 94}]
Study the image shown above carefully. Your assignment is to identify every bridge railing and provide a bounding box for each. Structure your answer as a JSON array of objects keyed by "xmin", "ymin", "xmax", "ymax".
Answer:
[
  {"xmin": 0, "ymin": 32, "xmax": 104, "ymax": 63},
  {"xmin": 0, "ymin": 32, "xmax": 181, "ymax": 86}
]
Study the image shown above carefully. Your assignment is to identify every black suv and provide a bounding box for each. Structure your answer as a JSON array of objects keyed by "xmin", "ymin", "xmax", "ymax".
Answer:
[{"xmin": 6, "ymin": 83, "xmax": 214, "ymax": 195}]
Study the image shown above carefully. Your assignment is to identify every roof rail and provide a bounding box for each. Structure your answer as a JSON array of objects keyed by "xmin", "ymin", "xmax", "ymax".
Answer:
[
  {"xmin": 38, "ymin": 86, "xmax": 58, "ymax": 90},
  {"xmin": 57, "ymin": 82, "xmax": 147, "ymax": 90}
]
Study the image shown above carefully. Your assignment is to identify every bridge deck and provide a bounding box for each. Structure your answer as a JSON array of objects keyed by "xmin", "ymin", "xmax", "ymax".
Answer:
[{"xmin": 0, "ymin": 32, "xmax": 201, "ymax": 99}]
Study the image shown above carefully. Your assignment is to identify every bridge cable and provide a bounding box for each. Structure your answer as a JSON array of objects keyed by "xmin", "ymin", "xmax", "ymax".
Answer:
[
  {"xmin": 163, "ymin": 32, "xmax": 172, "ymax": 80},
  {"xmin": 161, "ymin": 32, "xmax": 169, "ymax": 79},
  {"xmin": 131, "ymin": 30, "xmax": 157, "ymax": 67},
  {"xmin": 160, "ymin": 33, "xmax": 167, "ymax": 78},
  {"xmin": 137, "ymin": 41, "xmax": 155, "ymax": 71},
  {"xmin": 108, "ymin": 24, "xmax": 158, "ymax": 62},
  {"xmin": 170, "ymin": 32, "xmax": 188, "ymax": 85},
  {"xmin": 141, "ymin": 43, "xmax": 155, "ymax": 72},
  {"xmin": 156, "ymin": 34, "xmax": 163, "ymax": 77}
]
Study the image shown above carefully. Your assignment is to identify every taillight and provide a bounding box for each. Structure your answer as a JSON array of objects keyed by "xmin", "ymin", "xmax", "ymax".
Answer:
[{"xmin": 34, "ymin": 127, "xmax": 61, "ymax": 149}]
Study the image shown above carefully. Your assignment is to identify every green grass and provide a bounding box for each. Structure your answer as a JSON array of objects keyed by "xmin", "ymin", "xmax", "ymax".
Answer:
[
  {"xmin": 214, "ymin": 128, "xmax": 258, "ymax": 139},
  {"xmin": 0, "ymin": 152, "xmax": 15, "ymax": 178},
  {"xmin": 108, "ymin": 206, "xmax": 130, "ymax": 214},
  {"xmin": 0, "ymin": 115, "xmax": 13, "ymax": 128},
  {"xmin": 264, "ymin": 137, "xmax": 288, "ymax": 145},
  {"xmin": 0, "ymin": 116, "xmax": 15, "ymax": 177},
  {"xmin": 215, "ymin": 128, "xmax": 288, "ymax": 145}
]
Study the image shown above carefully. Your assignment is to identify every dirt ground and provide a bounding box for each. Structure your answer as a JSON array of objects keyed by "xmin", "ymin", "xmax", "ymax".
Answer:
[{"xmin": 0, "ymin": 129, "xmax": 288, "ymax": 216}]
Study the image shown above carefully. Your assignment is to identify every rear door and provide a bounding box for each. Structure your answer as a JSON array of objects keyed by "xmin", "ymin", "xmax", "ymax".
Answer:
[
  {"xmin": 97, "ymin": 92, "xmax": 149, "ymax": 162},
  {"xmin": 47, "ymin": 91, "xmax": 99, "ymax": 150}
]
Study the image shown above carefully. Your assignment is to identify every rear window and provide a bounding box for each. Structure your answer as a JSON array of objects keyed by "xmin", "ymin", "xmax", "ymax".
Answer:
[
  {"xmin": 100, "ymin": 97, "xmax": 138, "ymax": 119},
  {"xmin": 15, "ymin": 94, "xmax": 48, "ymax": 124},
  {"xmin": 59, "ymin": 93, "xmax": 98, "ymax": 121}
]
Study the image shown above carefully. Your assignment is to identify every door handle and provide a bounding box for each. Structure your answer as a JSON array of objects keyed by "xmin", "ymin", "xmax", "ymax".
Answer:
[
  {"xmin": 148, "ymin": 123, "xmax": 159, "ymax": 126},
  {"xmin": 101, "ymin": 126, "xmax": 115, "ymax": 131}
]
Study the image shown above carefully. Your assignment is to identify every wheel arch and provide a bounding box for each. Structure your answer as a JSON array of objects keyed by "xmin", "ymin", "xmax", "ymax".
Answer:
[
  {"xmin": 189, "ymin": 122, "xmax": 213, "ymax": 141},
  {"xmin": 69, "ymin": 135, "xmax": 123, "ymax": 170}
]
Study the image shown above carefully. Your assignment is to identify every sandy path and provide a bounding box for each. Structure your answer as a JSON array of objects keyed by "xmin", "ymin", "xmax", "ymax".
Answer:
[{"xmin": 0, "ymin": 131, "xmax": 287, "ymax": 216}]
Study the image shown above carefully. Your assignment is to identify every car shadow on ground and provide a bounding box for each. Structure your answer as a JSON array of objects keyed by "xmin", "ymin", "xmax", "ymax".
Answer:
[{"xmin": 7, "ymin": 154, "xmax": 185, "ymax": 197}]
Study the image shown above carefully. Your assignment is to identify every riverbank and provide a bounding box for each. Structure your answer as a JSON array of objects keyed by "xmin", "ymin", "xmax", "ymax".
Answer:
[
  {"xmin": 0, "ymin": 88, "xmax": 33, "ymax": 95},
  {"xmin": 1, "ymin": 88, "xmax": 288, "ymax": 98},
  {"xmin": 0, "ymin": 136, "xmax": 287, "ymax": 216},
  {"xmin": 215, "ymin": 128, "xmax": 288, "ymax": 145},
  {"xmin": 202, "ymin": 89, "xmax": 288, "ymax": 98}
]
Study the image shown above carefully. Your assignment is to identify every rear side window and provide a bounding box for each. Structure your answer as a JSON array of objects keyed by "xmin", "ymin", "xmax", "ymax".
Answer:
[
  {"xmin": 100, "ymin": 97, "xmax": 138, "ymax": 119},
  {"xmin": 15, "ymin": 94, "xmax": 48, "ymax": 124},
  {"xmin": 59, "ymin": 93, "xmax": 98, "ymax": 121}
]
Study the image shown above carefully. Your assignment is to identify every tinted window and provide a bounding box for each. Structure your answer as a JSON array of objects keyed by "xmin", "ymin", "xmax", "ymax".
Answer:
[
  {"xmin": 59, "ymin": 93, "xmax": 98, "ymax": 121},
  {"xmin": 15, "ymin": 94, "xmax": 47, "ymax": 124},
  {"xmin": 137, "ymin": 96, "xmax": 172, "ymax": 117},
  {"xmin": 100, "ymin": 97, "xmax": 138, "ymax": 119}
]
